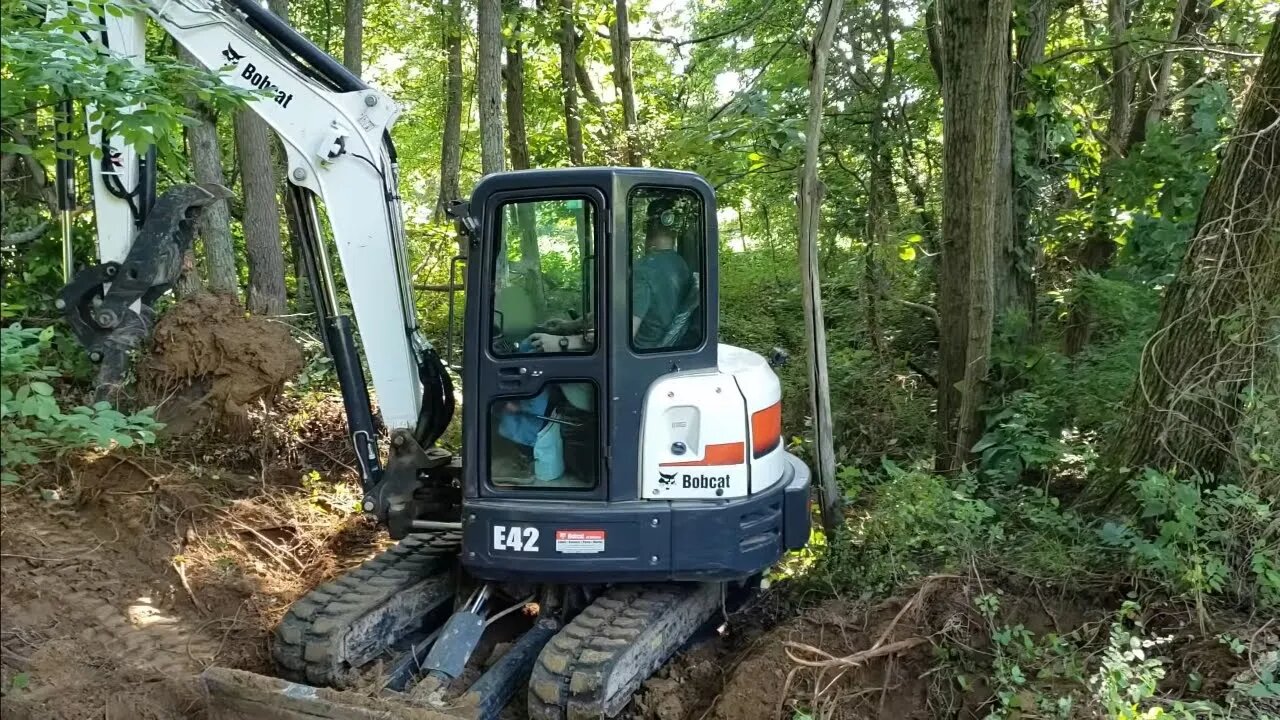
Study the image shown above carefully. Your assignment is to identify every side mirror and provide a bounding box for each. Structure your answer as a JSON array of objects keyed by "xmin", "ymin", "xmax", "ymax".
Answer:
[{"xmin": 769, "ymin": 347, "xmax": 789, "ymax": 368}]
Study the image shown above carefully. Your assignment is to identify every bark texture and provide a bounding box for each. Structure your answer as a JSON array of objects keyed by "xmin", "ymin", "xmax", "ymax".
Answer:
[
  {"xmin": 799, "ymin": 0, "xmax": 845, "ymax": 535},
  {"xmin": 1105, "ymin": 20, "xmax": 1280, "ymax": 486},
  {"xmin": 559, "ymin": 0, "xmax": 585, "ymax": 165},
  {"xmin": 437, "ymin": 0, "xmax": 464, "ymax": 223},
  {"xmin": 234, "ymin": 109, "xmax": 286, "ymax": 315},
  {"xmin": 935, "ymin": 0, "xmax": 1013, "ymax": 472},
  {"xmin": 343, "ymin": 0, "xmax": 363, "ymax": 75},
  {"xmin": 478, "ymin": 0, "xmax": 506, "ymax": 175},
  {"xmin": 178, "ymin": 46, "xmax": 237, "ymax": 296},
  {"xmin": 610, "ymin": 0, "xmax": 640, "ymax": 165}
]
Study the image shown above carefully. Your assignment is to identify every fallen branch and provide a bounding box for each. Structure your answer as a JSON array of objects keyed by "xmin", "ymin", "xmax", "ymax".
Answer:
[{"xmin": 783, "ymin": 636, "xmax": 929, "ymax": 669}]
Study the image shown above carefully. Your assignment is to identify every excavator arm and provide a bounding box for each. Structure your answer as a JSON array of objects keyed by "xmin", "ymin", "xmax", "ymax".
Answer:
[{"xmin": 54, "ymin": 0, "xmax": 455, "ymax": 500}]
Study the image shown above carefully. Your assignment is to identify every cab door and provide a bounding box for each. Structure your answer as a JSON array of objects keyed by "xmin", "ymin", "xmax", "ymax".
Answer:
[{"xmin": 466, "ymin": 186, "xmax": 609, "ymax": 501}]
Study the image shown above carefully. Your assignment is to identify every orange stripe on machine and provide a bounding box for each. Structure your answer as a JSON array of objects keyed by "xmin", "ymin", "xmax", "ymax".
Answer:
[{"xmin": 659, "ymin": 442, "xmax": 746, "ymax": 467}]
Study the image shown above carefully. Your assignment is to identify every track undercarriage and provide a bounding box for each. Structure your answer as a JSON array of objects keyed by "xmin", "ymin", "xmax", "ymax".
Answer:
[{"xmin": 202, "ymin": 532, "xmax": 730, "ymax": 720}]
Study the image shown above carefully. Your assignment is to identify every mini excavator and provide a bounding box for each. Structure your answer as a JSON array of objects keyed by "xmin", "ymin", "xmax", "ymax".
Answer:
[{"xmin": 52, "ymin": 0, "xmax": 815, "ymax": 716}]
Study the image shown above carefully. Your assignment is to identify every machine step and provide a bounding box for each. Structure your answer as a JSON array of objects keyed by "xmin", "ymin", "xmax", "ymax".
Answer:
[
  {"xmin": 271, "ymin": 531, "xmax": 460, "ymax": 688},
  {"xmin": 527, "ymin": 583, "xmax": 722, "ymax": 719}
]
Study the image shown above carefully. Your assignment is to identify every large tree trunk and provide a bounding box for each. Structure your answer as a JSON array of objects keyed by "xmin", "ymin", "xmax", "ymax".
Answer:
[
  {"xmin": 935, "ymin": 0, "xmax": 1013, "ymax": 473},
  {"xmin": 178, "ymin": 46, "xmax": 237, "ymax": 296},
  {"xmin": 436, "ymin": 0, "xmax": 464, "ymax": 225},
  {"xmin": 234, "ymin": 111, "xmax": 287, "ymax": 315},
  {"xmin": 798, "ymin": 0, "xmax": 845, "ymax": 536},
  {"xmin": 234, "ymin": 0, "xmax": 288, "ymax": 318},
  {"xmin": 478, "ymin": 0, "xmax": 506, "ymax": 175},
  {"xmin": 610, "ymin": 0, "xmax": 640, "ymax": 165},
  {"xmin": 558, "ymin": 0, "xmax": 585, "ymax": 165},
  {"xmin": 343, "ymin": 0, "xmax": 363, "ymax": 75},
  {"xmin": 1102, "ymin": 19, "xmax": 1280, "ymax": 490}
]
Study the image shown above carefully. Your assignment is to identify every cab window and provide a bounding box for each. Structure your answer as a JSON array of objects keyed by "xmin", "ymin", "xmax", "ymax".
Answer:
[
  {"xmin": 490, "ymin": 197, "xmax": 596, "ymax": 356},
  {"xmin": 627, "ymin": 187, "xmax": 704, "ymax": 352}
]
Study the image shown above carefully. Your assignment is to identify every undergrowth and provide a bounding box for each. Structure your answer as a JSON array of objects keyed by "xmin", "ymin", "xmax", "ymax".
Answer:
[{"xmin": 1, "ymin": 324, "xmax": 162, "ymax": 484}]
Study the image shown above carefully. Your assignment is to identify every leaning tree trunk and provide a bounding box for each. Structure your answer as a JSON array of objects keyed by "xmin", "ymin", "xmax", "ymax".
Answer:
[
  {"xmin": 436, "ymin": 0, "xmax": 464, "ymax": 227},
  {"xmin": 178, "ymin": 46, "xmax": 238, "ymax": 296},
  {"xmin": 478, "ymin": 0, "xmax": 506, "ymax": 175},
  {"xmin": 558, "ymin": 0, "xmax": 585, "ymax": 165},
  {"xmin": 610, "ymin": 0, "xmax": 640, "ymax": 165},
  {"xmin": 798, "ymin": 0, "xmax": 845, "ymax": 536},
  {"xmin": 935, "ymin": 0, "xmax": 1013, "ymax": 473},
  {"xmin": 343, "ymin": 0, "xmax": 363, "ymax": 75},
  {"xmin": 1101, "ymin": 19, "xmax": 1280, "ymax": 493}
]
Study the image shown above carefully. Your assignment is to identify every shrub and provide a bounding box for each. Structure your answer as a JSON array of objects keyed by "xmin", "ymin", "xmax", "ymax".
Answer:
[{"xmin": 0, "ymin": 324, "xmax": 162, "ymax": 484}]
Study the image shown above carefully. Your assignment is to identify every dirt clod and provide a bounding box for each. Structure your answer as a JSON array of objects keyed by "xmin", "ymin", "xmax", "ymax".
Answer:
[{"xmin": 139, "ymin": 293, "xmax": 303, "ymax": 427}]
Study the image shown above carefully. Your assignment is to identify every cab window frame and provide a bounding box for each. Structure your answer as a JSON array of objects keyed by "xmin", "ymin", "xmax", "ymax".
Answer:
[
  {"xmin": 488, "ymin": 193, "xmax": 599, "ymax": 359},
  {"xmin": 625, "ymin": 185, "xmax": 707, "ymax": 354}
]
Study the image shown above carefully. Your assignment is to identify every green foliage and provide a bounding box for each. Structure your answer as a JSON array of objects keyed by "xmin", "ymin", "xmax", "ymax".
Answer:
[
  {"xmin": 1099, "ymin": 470, "xmax": 1279, "ymax": 608},
  {"xmin": 0, "ymin": 324, "xmax": 162, "ymax": 484}
]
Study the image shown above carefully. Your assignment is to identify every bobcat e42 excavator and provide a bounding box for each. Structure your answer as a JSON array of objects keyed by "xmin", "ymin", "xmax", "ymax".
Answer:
[{"xmin": 52, "ymin": 0, "xmax": 816, "ymax": 716}]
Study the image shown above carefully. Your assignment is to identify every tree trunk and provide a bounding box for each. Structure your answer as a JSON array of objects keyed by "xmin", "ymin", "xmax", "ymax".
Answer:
[
  {"xmin": 1145, "ymin": 0, "xmax": 1192, "ymax": 131},
  {"xmin": 559, "ymin": 0, "xmax": 585, "ymax": 165},
  {"xmin": 478, "ymin": 0, "xmax": 506, "ymax": 175},
  {"xmin": 504, "ymin": 1, "xmax": 547, "ymax": 314},
  {"xmin": 1064, "ymin": 0, "xmax": 1141, "ymax": 355},
  {"xmin": 234, "ymin": 110, "xmax": 287, "ymax": 315},
  {"xmin": 798, "ymin": 0, "xmax": 845, "ymax": 536},
  {"xmin": 437, "ymin": 0, "xmax": 464, "ymax": 227},
  {"xmin": 178, "ymin": 46, "xmax": 237, "ymax": 296},
  {"xmin": 1102, "ymin": 18, "xmax": 1280, "ymax": 491},
  {"xmin": 935, "ymin": 0, "xmax": 1012, "ymax": 473},
  {"xmin": 610, "ymin": 0, "xmax": 640, "ymax": 165},
  {"xmin": 999, "ymin": 0, "xmax": 1050, "ymax": 329},
  {"xmin": 343, "ymin": 0, "xmax": 363, "ymax": 75},
  {"xmin": 864, "ymin": 0, "xmax": 897, "ymax": 354}
]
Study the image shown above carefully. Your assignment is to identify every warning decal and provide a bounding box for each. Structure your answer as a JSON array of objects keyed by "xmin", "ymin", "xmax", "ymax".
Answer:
[{"xmin": 555, "ymin": 529, "xmax": 605, "ymax": 554}]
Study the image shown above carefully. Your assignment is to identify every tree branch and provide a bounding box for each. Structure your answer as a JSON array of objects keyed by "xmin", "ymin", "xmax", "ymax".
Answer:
[
  {"xmin": 601, "ymin": 0, "xmax": 779, "ymax": 48},
  {"xmin": 1, "ymin": 220, "xmax": 51, "ymax": 248}
]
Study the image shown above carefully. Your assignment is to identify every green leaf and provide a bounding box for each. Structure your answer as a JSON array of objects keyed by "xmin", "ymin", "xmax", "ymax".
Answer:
[
  {"xmin": 899, "ymin": 245, "xmax": 916, "ymax": 261},
  {"xmin": 10, "ymin": 673, "xmax": 29, "ymax": 691},
  {"xmin": 29, "ymin": 381, "xmax": 53, "ymax": 396}
]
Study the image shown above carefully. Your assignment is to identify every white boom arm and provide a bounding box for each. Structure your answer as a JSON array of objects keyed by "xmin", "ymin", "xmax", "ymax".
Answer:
[{"xmin": 79, "ymin": 0, "xmax": 426, "ymax": 436}]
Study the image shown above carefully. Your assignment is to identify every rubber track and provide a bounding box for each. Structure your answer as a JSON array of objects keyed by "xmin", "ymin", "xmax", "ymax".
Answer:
[
  {"xmin": 270, "ymin": 531, "xmax": 459, "ymax": 688},
  {"xmin": 527, "ymin": 585, "xmax": 717, "ymax": 720}
]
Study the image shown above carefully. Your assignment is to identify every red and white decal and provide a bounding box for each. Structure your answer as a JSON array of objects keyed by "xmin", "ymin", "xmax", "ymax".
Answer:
[{"xmin": 555, "ymin": 529, "xmax": 605, "ymax": 554}]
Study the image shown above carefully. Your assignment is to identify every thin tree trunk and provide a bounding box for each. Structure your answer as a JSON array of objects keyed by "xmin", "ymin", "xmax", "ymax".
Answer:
[
  {"xmin": 234, "ymin": 111, "xmax": 287, "ymax": 315},
  {"xmin": 935, "ymin": 0, "xmax": 1013, "ymax": 473},
  {"xmin": 610, "ymin": 0, "xmax": 640, "ymax": 165},
  {"xmin": 1064, "ymin": 0, "xmax": 1140, "ymax": 355},
  {"xmin": 437, "ymin": 0, "xmax": 464, "ymax": 228},
  {"xmin": 478, "ymin": 0, "xmax": 506, "ymax": 175},
  {"xmin": 575, "ymin": 57, "xmax": 603, "ymax": 108},
  {"xmin": 798, "ymin": 0, "xmax": 845, "ymax": 536},
  {"xmin": 178, "ymin": 46, "xmax": 237, "ymax": 296},
  {"xmin": 559, "ymin": 0, "xmax": 585, "ymax": 165},
  {"xmin": 1145, "ymin": 0, "xmax": 1192, "ymax": 130},
  {"xmin": 343, "ymin": 0, "xmax": 363, "ymax": 76},
  {"xmin": 1000, "ymin": 0, "xmax": 1051, "ymax": 329},
  {"xmin": 864, "ymin": 0, "xmax": 897, "ymax": 355},
  {"xmin": 504, "ymin": 1, "xmax": 546, "ymax": 314},
  {"xmin": 1102, "ymin": 18, "xmax": 1280, "ymax": 492}
]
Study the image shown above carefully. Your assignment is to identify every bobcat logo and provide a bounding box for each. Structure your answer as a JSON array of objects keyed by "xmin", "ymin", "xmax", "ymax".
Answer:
[
  {"xmin": 658, "ymin": 471, "xmax": 677, "ymax": 487},
  {"xmin": 221, "ymin": 44, "xmax": 245, "ymax": 66}
]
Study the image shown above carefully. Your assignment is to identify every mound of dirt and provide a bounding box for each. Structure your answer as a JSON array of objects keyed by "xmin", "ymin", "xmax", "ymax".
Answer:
[{"xmin": 139, "ymin": 293, "xmax": 303, "ymax": 426}]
